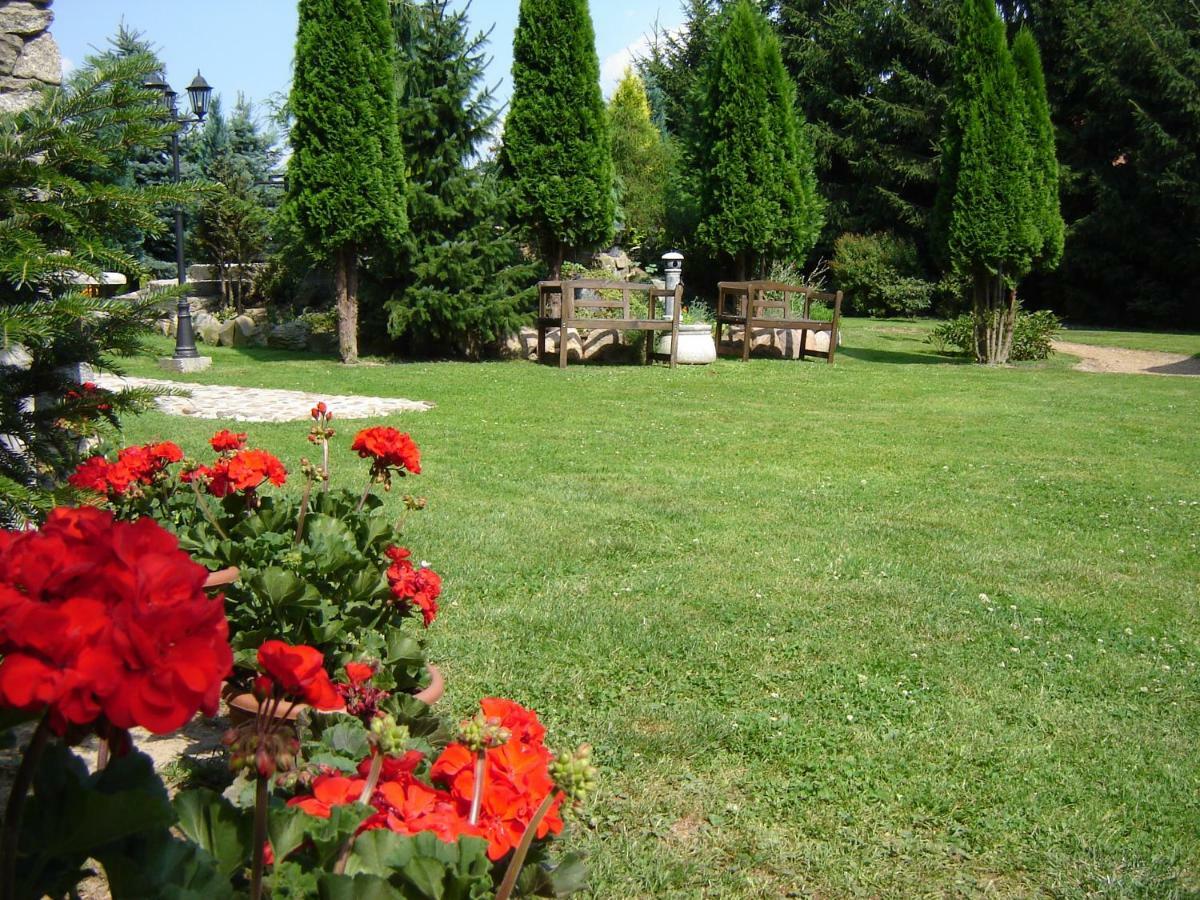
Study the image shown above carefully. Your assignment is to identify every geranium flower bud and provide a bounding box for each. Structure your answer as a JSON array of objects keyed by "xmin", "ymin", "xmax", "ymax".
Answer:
[
  {"xmin": 252, "ymin": 675, "xmax": 275, "ymax": 702},
  {"xmin": 368, "ymin": 713, "xmax": 410, "ymax": 754},
  {"xmin": 256, "ymin": 748, "xmax": 276, "ymax": 778},
  {"xmin": 550, "ymin": 743, "xmax": 598, "ymax": 803}
]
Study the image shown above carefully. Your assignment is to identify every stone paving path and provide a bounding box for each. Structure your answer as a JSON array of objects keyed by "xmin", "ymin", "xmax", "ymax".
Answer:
[{"xmin": 97, "ymin": 375, "xmax": 434, "ymax": 422}]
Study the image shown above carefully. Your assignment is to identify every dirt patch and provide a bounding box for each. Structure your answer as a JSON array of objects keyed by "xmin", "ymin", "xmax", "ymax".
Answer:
[{"xmin": 1052, "ymin": 341, "xmax": 1200, "ymax": 377}]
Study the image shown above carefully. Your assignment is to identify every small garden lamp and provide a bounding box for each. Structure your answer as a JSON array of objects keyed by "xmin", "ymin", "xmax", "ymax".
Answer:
[{"xmin": 661, "ymin": 251, "xmax": 684, "ymax": 317}]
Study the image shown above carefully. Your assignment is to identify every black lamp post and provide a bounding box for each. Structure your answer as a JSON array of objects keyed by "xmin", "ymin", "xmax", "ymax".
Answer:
[{"xmin": 145, "ymin": 69, "xmax": 213, "ymax": 360}]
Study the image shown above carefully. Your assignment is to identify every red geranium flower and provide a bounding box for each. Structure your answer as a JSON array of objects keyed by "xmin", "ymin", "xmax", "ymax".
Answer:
[
  {"xmin": 0, "ymin": 507, "xmax": 232, "ymax": 739},
  {"xmin": 210, "ymin": 430, "xmax": 248, "ymax": 453},
  {"xmin": 257, "ymin": 641, "xmax": 344, "ymax": 710},
  {"xmin": 67, "ymin": 441, "xmax": 183, "ymax": 497},
  {"xmin": 286, "ymin": 774, "xmax": 366, "ymax": 818},
  {"xmin": 384, "ymin": 545, "xmax": 441, "ymax": 627},
  {"xmin": 351, "ymin": 427, "xmax": 421, "ymax": 475},
  {"xmin": 199, "ymin": 448, "xmax": 288, "ymax": 498}
]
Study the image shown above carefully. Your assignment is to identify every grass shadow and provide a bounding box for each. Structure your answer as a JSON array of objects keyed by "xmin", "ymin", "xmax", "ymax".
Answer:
[{"xmin": 837, "ymin": 346, "xmax": 972, "ymax": 366}]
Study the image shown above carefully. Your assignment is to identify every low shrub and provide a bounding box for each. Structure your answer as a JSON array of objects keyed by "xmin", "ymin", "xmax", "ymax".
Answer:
[
  {"xmin": 831, "ymin": 232, "xmax": 934, "ymax": 317},
  {"xmin": 929, "ymin": 308, "xmax": 1061, "ymax": 360}
]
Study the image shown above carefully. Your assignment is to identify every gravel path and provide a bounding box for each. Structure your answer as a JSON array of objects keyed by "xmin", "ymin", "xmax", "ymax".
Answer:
[
  {"xmin": 1052, "ymin": 341, "xmax": 1200, "ymax": 377},
  {"xmin": 97, "ymin": 375, "xmax": 434, "ymax": 422}
]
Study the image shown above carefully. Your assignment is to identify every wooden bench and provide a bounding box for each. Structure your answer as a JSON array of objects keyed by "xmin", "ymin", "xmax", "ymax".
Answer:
[
  {"xmin": 537, "ymin": 280, "xmax": 684, "ymax": 368},
  {"xmin": 715, "ymin": 280, "xmax": 843, "ymax": 363}
]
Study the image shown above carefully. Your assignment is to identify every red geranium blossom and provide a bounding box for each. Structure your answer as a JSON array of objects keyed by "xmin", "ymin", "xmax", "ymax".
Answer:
[
  {"xmin": 68, "ymin": 441, "xmax": 183, "ymax": 497},
  {"xmin": 192, "ymin": 448, "xmax": 288, "ymax": 498},
  {"xmin": 351, "ymin": 427, "xmax": 421, "ymax": 475},
  {"xmin": 286, "ymin": 774, "xmax": 366, "ymax": 818},
  {"xmin": 257, "ymin": 640, "xmax": 344, "ymax": 710},
  {"xmin": 210, "ymin": 430, "xmax": 248, "ymax": 452},
  {"xmin": 384, "ymin": 545, "xmax": 441, "ymax": 627},
  {"xmin": 0, "ymin": 507, "xmax": 232, "ymax": 738}
]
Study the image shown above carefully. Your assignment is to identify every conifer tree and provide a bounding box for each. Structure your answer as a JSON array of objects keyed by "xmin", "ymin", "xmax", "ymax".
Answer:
[
  {"xmin": 285, "ymin": 0, "xmax": 406, "ymax": 364},
  {"xmin": 501, "ymin": 0, "xmax": 613, "ymax": 276},
  {"xmin": 0, "ymin": 55, "xmax": 205, "ymax": 526},
  {"xmin": 383, "ymin": 0, "xmax": 536, "ymax": 358},
  {"xmin": 607, "ymin": 68, "xmax": 670, "ymax": 259},
  {"xmin": 1011, "ymin": 28, "xmax": 1063, "ymax": 271},
  {"xmin": 933, "ymin": 0, "xmax": 1037, "ymax": 363},
  {"xmin": 695, "ymin": 0, "xmax": 822, "ymax": 279}
]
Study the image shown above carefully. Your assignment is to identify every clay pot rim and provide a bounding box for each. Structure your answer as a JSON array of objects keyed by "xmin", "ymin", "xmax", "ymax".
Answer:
[{"xmin": 204, "ymin": 566, "xmax": 239, "ymax": 589}]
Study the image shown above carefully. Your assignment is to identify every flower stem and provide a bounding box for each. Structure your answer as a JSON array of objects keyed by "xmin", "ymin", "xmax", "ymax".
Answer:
[
  {"xmin": 469, "ymin": 751, "xmax": 486, "ymax": 826},
  {"xmin": 355, "ymin": 478, "xmax": 373, "ymax": 514},
  {"xmin": 1, "ymin": 714, "xmax": 52, "ymax": 900},
  {"xmin": 249, "ymin": 774, "xmax": 269, "ymax": 900},
  {"xmin": 495, "ymin": 792, "xmax": 557, "ymax": 900},
  {"xmin": 333, "ymin": 751, "xmax": 385, "ymax": 876},
  {"xmin": 321, "ymin": 437, "xmax": 330, "ymax": 494},
  {"xmin": 190, "ymin": 480, "xmax": 230, "ymax": 541},
  {"xmin": 292, "ymin": 474, "xmax": 314, "ymax": 547}
]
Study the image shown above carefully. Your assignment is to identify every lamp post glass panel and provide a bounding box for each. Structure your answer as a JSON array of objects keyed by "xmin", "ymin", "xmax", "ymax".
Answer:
[{"xmin": 145, "ymin": 69, "xmax": 213, "ymax": 359}]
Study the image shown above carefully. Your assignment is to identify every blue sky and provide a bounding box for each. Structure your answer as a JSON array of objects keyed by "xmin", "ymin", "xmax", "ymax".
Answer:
[{"xmin": 54, "ymin": 1, "xmax": 684, "ymax": 118}]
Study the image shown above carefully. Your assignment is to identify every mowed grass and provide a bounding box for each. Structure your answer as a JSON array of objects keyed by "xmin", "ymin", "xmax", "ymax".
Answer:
[
  {"xmin": 117, "ymin": 321, "xmax": 1200, "ymax": 897},
  {"xmin": 1058, "ymin": 326, "xmax": 1200, "ymax": 357}
]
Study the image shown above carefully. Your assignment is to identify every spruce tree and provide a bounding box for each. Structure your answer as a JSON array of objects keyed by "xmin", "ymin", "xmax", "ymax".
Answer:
[
  {"xmin": 383, "ymin": 0, "xmax": 536, "ymax": 358},
  {"xmin": 501, "ymin": 0, "xmax": 613, "ymax": 276},
  {"xmin": 0, "ymin": 55, "xmax": 204, "ymax": 526},
  {"xmin": 607, "ymin": 68, "xmax": 670, "ymax": 259},
  {"xmin": 285, "ymin": 0, "xmax": 406, "ymax": 363},
  {"xmin": 934, "ymin": 0, "xmax": 1037, "ymax": 363},
  {"xmin": 695, "ymin": 0, "xmax": 822, "ymax": 279},
  {"xmin": 1011, "ymin": 28, "xmax": 1063, "ymax": 271}
]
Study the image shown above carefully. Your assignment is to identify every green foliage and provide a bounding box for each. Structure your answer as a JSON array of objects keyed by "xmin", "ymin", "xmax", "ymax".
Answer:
[
  {"xmin": 0, "ymin": 53, "xmax": 207, "ymax": 527},
  {"xmin": 1011, "ymin": 29, "xmax": 1063, "ymax": 271},
  {"xmin": 382, "ymin": 0, "xmax": 538, "ymax": 358},
  {"xmin": 170, "ymin": 488, "xmax": 427, "ymax": 688},
  {"xmin": 501, "ymin": 0, "xmax": 614, "ymax": 269},
  {"xmin": 694, "ymin": 0, "xmax": 823, "ymax": 279},
  {"xmin": 607, "ymin": 68, "xmax": 670, "ymax": 259},
  {"xmin": 929, "ymin": 307, "xmax": 1060, "ymax": 359},
  {"xmin": 832, "ymin": 232, "xmax": 934, "ymax": 316},
  {"xmin": 286, "ymin": 0, "xmax": 406, "ymax": 260},
  {"xmin": 934, "ymin": 0, "xmax": 1036, "ymax": 285},
  {"xmin": 191, "ymin": 159, "xmax": 270, "ymax": 310}
]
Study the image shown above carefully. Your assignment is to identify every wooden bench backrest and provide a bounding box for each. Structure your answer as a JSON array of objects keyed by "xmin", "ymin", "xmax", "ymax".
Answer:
[
  {"xmin": 539, "ymin": 280, "xmax": 681, "ymax": 321},
  {"xmin": 716, "ymin": 280, "xmax": 843, "ymax": 321}
]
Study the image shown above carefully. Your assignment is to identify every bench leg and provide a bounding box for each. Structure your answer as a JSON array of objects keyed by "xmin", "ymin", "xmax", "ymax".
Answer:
[
  {"xmin": 558, "ymin": 327, "xmax": 568, "ymax": 369},
  {"xmin": 741, "ymin": 323, "xmax": 752, "ymax": 361},
  {"xmin": 826, "ymin": 324, "xmax": 837, "ymax": 364},
  {"xmin": 537, "ymin": 326, "xmax": 546, "ymax": 362},
  {"xmin": 798, "ymin": 328, "xmax": 808, "ymax": 361},
  {"xmin": 669, "ymin": 322, "xmax": 678, "ymax": 369}
]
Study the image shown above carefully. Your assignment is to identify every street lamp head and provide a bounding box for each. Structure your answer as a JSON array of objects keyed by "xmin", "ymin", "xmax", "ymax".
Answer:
[
  {"xmin": 143, "ymin": 71, "xmax": 168, "ymax": 93},
  {"xmin": 164, "ymin": 86, "xmax": 179, "ymax": 117},
  {"xmin": 187, "ymin": 70, "xmax": 212, "ymax": 120}
]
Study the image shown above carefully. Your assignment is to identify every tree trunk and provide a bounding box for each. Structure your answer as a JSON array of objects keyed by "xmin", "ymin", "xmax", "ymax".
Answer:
[
  {"xmin": 736, "ymin": 251, "xmax": 747, "ymax": 282},
  {"xmin": 972, "ymin": 268, "xmax": 1016, "ymax": 365},
  {"xmin": 335, "ymin": 245, "xmax": 359, "ymax": 364}
]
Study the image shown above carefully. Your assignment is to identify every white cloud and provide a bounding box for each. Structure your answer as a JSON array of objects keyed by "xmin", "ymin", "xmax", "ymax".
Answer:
[
  {"xmin": 60, "ymin": 56, "xmax": 74, "ymax": 79},
  {"xmin": 600, "ymin": 34, "xmax": 653, "ymax": 98}
]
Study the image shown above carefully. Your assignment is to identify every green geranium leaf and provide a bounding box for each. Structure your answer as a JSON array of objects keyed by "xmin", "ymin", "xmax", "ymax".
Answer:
[
  {"xmin": 174, "ymin": 788, "xmax": 252, "ymax": 878},
  {"xmin": 343, "ymin": 829, "xmax": 414, "ymax": 878},
  {"xmin": 302, "ymin": 514, "xmax": 359, "ymax": 573},
  {"xmin": 318, "ymin": 872, "xmax": 402, "ymax": 900},
  {"xmin": 267, "ymin": 806, "xmax": 314, "ymax": 865},
  {"xmin": 322, "ymin": 721, "xmax": 372, "ymax": 759},
  {"xmin": 98, "ymin": 827, "xmax": 232, "ymax": 899}
]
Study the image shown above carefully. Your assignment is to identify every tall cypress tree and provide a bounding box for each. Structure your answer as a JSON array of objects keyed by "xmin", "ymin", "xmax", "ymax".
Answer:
[
  {"xmin": 383, "ymin": 0, "xmax": 536, "ymax": 358},
  {"xmin": 1011, "ymin": 28, "xmax": 1063, "ymax": 271},
  {"xmin": 695, "ymin": 0, "xmax": 822, "ymax": 279},
  {"xmin": 607, "ymin": 68, "xmax": 670, "ymax": 259},
  {"xmin": 933, "ymin": 0, "xmax": 1036, "ymax": 363},
  {"xmin": 285, "ymin": 0, "xmax": 406, "ymax": 364},
  {"xmin": 501, "ymin": 0, "xmax": 613, "ymax": 276}
]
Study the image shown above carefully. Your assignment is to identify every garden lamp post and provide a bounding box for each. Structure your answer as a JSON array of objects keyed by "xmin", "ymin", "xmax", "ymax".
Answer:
[{"xmin": 144, "ymin": 69, "xmax": 212, "ymax": 360}]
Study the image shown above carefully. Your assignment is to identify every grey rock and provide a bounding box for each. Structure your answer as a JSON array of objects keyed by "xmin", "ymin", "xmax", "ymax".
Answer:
[
  {"xmin": 216, "ymin": 315, "xmax": 261, "ymax": 348},
  {"xmin": 242, "ymin": 306, "xmax": 269, "ymax": 324},
  {"xmin": 154, "ymin": 318, "xmax": 175, "ymax": 337},
  {"xmin": 0, "ymin": 86, "xmax": 36, "ymax": 113},
  {"xmin": 191, "ymin": 311, "xmax": 221, "ymax": 345},
  {"xmin": 12, "ymin": 32, "xmax": 58, "ymax": 84},
  {"xmin": 0, "ymin": 33, "xmax": 23, "ymax": 73},
  {"xmin": 0, "ymin": 3, "xmax": 52, "ymax": 36},
  {"xmin": 186, "ymin": 264, "xmax": 215, "ymax": 282},
  {"xmin": 268, "ymin": 321, "xmax": 310, "ymax": 350}
]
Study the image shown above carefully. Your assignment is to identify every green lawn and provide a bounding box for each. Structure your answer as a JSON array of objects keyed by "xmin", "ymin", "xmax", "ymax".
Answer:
[
  {"xmin": 117, "ymin": 320, "xmax": 1199, "ymax": 897},
  {"xmin": 1058, "ymin": 326, "xmax": 1200, "ymax": 357}
]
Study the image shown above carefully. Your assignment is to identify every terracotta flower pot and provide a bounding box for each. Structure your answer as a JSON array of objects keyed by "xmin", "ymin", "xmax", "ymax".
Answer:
[
  {"xmin": 204, "ymin": 566, "xmax": 239, "ymax": 589},
  {"xmin": 222, "ymin": 663, "xmax": 444, "ymax": 726}
]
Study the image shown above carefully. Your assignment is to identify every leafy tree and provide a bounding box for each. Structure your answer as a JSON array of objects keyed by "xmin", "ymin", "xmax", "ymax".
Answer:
[
  {"xmin": 501, "ymin": 0, "xmax": 613, "ymax": 276},
  {"xmin": 933, "ymin": 0, "xmax": 1037, "ymax": 363},
  {"xmin": 191, "ymin": 161, "xmax": 271, "ymax": 310},
  {"xmin": 694, "ymin": 0, "xmax": 822, "ymax": 279},
  {"xmin": 381, "ymin": 0, "xmax": 537, "ymax": 358},
  {"xmin": 285, "ymin": 0, "xmax": 407, "ymax": 363},
  {"xmin": 607, "ymin": 68, "xmax": 671, "ymax": 260},
  {"xmin": 0, "ymin": 55, "xmax": 206, "ymax": 526},
  {"xmin": 1011, "ymin": 28, "xmax": 1063, "ymax": 271}
]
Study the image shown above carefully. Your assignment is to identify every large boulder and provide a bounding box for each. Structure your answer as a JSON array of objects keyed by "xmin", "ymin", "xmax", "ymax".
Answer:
[
  {"xmin": 721, "ymin": 325, "xmax": 839, "ymax": 359},
  {"xmin": 11, "ymin": 32, "xmax": 58, "ymax": 83},
  {"xmin": 268, "ymin": 321, "xmax": 311, "ymax": 351},
  {"xmin": 191, "ymin": 311, "xmax": 221, "ymax": 346},
  {"xmin": 218, "ymin": 315, "xmax": 260, "ymax": 348},
  {"xmin": 242, "ymin": 307, "xmax": 269, "ymax": 325}
]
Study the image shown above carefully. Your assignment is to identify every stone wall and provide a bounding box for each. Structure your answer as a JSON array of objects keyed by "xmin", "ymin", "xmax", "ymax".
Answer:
[{"xmin": 0, "ymin": 1, "xmax": 59, "ymax": 114}]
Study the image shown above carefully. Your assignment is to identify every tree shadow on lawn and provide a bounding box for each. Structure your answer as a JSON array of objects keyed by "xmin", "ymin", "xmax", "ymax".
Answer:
[{"xmin": 837, "ymin": 345, "xmax": 972, "ymax": 366}]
